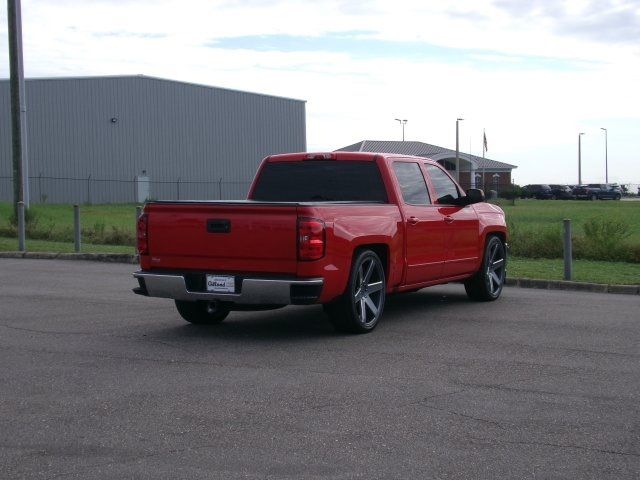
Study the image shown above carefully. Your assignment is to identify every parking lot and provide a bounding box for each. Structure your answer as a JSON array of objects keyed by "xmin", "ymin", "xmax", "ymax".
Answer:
[{"xmin": 1, "ymin": 259, "xmax": 639, "ymax": 479}]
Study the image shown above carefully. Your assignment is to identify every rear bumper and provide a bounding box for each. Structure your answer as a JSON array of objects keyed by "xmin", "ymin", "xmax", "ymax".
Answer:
[{"xmin": 133, "ymin": 271, "xmax": 324, "ymax": 305}]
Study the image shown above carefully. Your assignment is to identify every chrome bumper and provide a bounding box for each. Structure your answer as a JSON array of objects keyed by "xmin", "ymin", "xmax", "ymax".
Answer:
[{"xmin": 133, "ymin": 271, "xmax": 323, "ymax": 305}]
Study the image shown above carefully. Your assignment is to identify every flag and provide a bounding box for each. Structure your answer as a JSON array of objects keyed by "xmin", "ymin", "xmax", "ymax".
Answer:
[{"xmin": 483, "ymin": 132, "xmax": 488, "ymax": 153}]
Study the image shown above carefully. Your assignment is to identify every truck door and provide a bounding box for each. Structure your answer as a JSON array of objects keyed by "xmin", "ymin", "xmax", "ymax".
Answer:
[
  {"xmin": 423, "ymin": 163, "xmax": 480, "ymax": 277},
  {"xmin": 392, "ymin": 161, "xmax": 446, "ymax": 284}
]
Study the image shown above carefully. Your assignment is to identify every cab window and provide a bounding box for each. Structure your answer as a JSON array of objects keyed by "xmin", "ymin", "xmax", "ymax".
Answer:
[
  {"xmin": 393, "ymin": 162, "xmax": 431, "ymax": 205},
  {"xmin": 424, "ymin": 164, "xmax": 461, "ymax": 204}
]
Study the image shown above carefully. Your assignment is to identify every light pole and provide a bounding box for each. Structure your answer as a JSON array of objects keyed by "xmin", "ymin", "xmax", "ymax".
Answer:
[
  {"xmin": 600, "ymin": 127, "xmax": 608, "ymax": 184},
  {"xmin": 455, "ymin": 118, "xmax": 464, "ymax": 182},
  {"xmin": 578, "ymin": 132, "xmax": 585, "ymax": 185},
  {"xmin": 395, "ymin": 118, "xmax": 407, "ymax": 141}
]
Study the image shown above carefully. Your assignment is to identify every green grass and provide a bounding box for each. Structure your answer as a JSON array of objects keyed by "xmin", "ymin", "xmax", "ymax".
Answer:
[
  {"xmin": 509, "ymin": 257, "xmax": 640, "ymax": 285},
  {"xmin": 1, "ymin": 200, "xmax": 639, "ymax": 284},
  {"xmin": 0, "ymin": 237, "xmax": 135, "ymax": 254},
  {"xmin": 0, "ymin": 203, "xmax": 138, "ymax": 246},
  {"xmin": 496, "ymin": 199, "xmax": 640, "ymax": 242}
]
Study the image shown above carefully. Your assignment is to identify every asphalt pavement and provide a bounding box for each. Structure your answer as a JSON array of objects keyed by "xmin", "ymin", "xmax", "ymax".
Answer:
[{"xmin": 1, "ymin": 259, "xmax": 639, "ymax": 479}]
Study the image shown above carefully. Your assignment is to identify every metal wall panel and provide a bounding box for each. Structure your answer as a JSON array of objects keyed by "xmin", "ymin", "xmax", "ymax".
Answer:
[{"xmin": 0, "ymin": 76, "xmax": 306, "ymax": 203}]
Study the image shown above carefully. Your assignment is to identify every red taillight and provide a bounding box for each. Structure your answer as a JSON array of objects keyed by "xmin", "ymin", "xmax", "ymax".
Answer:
[
  {"xmin": 137, "ymin": 213, "xmax": 149, "ymax": 255},
  {"xmin": 298, "ymin": 218, "xmax": 325, "ymax": 261}
]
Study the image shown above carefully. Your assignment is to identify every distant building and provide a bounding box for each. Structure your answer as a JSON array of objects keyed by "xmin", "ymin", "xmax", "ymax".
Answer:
[
  {"xmin": 336, "ymin": 140, "xmax": 517, "ymax": 190},
  {"xmin": 0, "ymin": 75, "xmax": 306, "ymax": 203}
]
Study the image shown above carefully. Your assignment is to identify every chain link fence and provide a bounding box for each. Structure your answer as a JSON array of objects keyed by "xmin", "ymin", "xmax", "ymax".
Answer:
[{"xmin": 0, "ymin": 175, "xmax": 252, "ymax": 204}]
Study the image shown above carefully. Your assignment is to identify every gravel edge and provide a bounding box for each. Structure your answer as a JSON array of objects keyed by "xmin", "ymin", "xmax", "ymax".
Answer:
[{"xmin": 1, "ymin": 252, "xmax": 638, "ymax": 295}]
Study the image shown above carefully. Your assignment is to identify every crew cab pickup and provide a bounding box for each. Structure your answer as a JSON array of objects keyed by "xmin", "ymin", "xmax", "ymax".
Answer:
[
  {"xmin": 573, "ymin": 184, "xmax": 622, "ymax": 200},
  {"xmin": 134, "ymin": 152, "xmax": 508, "ymax": 333}
]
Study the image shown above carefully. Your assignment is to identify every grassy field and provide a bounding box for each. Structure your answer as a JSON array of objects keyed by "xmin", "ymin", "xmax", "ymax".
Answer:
[
  {"xmin": 0, "ymin": 203, "xmax": 138, "ymax": 245},
  {"xmin": 0, "ymin": 237, "xmax": 134, "ymax": 254},
  {"xmin": 498, "ymin": 199, "xmax": 640, "ymax": 241},
  {"xmin": 1, "ymin": 200, "xmax": 639, "ymax": 284},
  {"xmin": 508, "ymin": 257, "xmax": 640, "ymax": 285}
]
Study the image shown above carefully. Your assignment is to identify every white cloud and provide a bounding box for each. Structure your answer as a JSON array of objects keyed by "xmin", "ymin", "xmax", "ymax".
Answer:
[{"xmin": 0, "ymin": 0, "xmax": 639, "ymax": 184}]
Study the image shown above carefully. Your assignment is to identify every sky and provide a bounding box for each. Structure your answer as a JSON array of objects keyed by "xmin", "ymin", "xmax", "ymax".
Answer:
[{"xmin": 1, "ymin": 0, "xmax": 639, "ymax": 185}]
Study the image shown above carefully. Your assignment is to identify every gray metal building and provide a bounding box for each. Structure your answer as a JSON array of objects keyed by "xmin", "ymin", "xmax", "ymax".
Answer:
[{"xmin": 0, "ymin": 75, "xmax": 306, "ymax": 203}]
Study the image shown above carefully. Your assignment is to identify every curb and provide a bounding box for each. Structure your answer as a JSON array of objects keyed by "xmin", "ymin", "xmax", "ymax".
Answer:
[
  {"xmin": 1, "ymin": 252, "xmax": 638, "ymax": 296},
  {"xmin": 0, "ymin": 251, "xmax": 138, "ymax": 264},
  {"xmin": 505, "ymin": 277, "xmax": 639, "ymax": 295}
]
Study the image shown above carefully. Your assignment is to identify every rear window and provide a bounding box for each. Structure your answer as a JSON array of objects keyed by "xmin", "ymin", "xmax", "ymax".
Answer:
[{"xmin": 252, "ymin": 160, "xmax": 388, "ymax": 202}]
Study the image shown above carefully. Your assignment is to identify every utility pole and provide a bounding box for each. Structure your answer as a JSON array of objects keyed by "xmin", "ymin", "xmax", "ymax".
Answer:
[
  {"xmin": 578, "ymin": 132, "xmax": 585, "ymax": 185},
  {"xmin": 600, "ymin": 127, "xmax": 608, "ymax": 184},
  {"xmin": 7, "ymin": 0, "xmax": 30, "ymax": 209},
  {"xmin": 455, "ymin": 118, "xmax": 464, "ymax": 182}
]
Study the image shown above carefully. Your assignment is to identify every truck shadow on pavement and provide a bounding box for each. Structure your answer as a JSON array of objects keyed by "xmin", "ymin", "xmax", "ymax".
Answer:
[{"xmin": 151, "ymin": 287, "xmax": 475, "ymax": 343}]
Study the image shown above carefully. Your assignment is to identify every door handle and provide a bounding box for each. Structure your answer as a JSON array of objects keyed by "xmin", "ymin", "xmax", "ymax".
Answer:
[
  {"xmin": 408, "ymin": 216, "xmax": 419, "ymax": 225},
  {"xmin": 444, "ymin": 216, "xmax": 454, "ymax": 224}
]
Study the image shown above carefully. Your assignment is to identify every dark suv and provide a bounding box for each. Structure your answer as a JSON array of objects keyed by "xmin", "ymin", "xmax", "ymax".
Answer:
[
  {"xmin": 521, "ymin": 184, "xmax": 554, "ymax": 199},
  {"xmin": 573, "ymin": 184, "xmax": 622, "ymax": 200},
  {"xmin": 549, "ymin": 184, "xmax": 575, "ymax": 200}
]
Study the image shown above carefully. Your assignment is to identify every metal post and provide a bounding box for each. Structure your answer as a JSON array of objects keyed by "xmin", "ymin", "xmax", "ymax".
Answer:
[
  {"xmin": 7, "ymin": 0, "xmax": 30, "ymax": 209},
  {"xmin": 601, "ymin": 127, "xmax": 608, "ymax": 184},
  {"xmin": 455, "ymin": 118, "xmax": 463, "ymax": 182},
  {"xmin": 563, "ymin": 219, "xmax": 572, "ymax": 281},
  {"xmin": 578, "ymin": 133, "xmax": 585, "ymax": 185},
  {"xmin": 73, "ymin": 204, "xmax": 81, "ymax": 252},
  {"xmin": 17, "ymin": 200, "xmax": 25, "ymax": 252},
  {"xmin": 218, "ymin": 177, "xmax": 222, "ymax": 200}
]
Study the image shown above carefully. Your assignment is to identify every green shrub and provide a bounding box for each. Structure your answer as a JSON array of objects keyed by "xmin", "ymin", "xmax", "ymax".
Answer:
[
  {"xmin": 507, "ymin": 222, "xmax": 563, "ymax": 258},
  {"xmin": 499, "ymin": 184, "xmax": 522, "ymax": 200},
  {"xmin": 575, "ymin": 217, "xmax": 632, "ymax": 262}
]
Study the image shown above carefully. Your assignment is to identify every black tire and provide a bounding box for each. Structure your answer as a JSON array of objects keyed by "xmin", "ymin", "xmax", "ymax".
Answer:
[
  {"xmin": 615, "ymin": 194, "xmax": 621, "ymax": 200},
  {"xmin": 464, "ymin": 235, "xmax": 506, "ymax": 301},
  {"xmin": 324, "ymin": 249, "xmax": 386, "ymax": 334},
  {"xmin": 175, "ymin": 300, "xmax": 230, "ymax": 325}
]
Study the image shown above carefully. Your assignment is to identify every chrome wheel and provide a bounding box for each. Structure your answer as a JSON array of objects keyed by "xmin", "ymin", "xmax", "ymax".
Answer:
[
  {"xmin": 465, "ymin": 235, "xmax": 506, "ymax": 301},
  {"xmin": 325, "ymin": 249, "xmax": 386, "ymax": 333},
  {"xmin": 353, "ymin": 256, "xmax": 385, "ymax": 327},
  {"xmin": 485, "ymin": 240, "xmax": 506, "ymax": 296}
]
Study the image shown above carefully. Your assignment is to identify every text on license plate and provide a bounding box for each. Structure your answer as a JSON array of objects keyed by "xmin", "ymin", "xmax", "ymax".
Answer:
[{"xmin": 206, "ymin": 275, "xmax": 235, "ymax": 293}]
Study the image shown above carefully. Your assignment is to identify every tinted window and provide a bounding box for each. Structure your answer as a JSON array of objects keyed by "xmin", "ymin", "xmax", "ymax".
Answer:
[
  {"xmin": 393, "ymin": 162, "xmax": 431, "ymax": 205},
  {"xmin": 424, "ymin": 164, "xmax": 460, "ymax": 203},
  {"xmin": 392, "ymin": 162, "xmax": 431, "ymax": 205},
  {"xmin": 252, "ymin": 161, "xmax": 388, "ymax": 202}
]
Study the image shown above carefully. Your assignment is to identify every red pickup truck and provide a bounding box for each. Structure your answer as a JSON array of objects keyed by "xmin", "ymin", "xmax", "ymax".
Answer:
[{"xmin": 134, "ymin": 152, "xmax": 508, "ymax": 333}]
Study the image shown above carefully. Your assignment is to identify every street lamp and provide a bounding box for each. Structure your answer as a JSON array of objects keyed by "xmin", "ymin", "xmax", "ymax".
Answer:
[
  {"xmin": 455, "ymin": 118, "xmax": 464, "ymax": 182},
  {"xmin": 578, "ymin": 132, "xmax": 585, "ymax": 185},
  {"xmin": 600, "ymin": 127, "xmax": 608, "ymax": 184},
  {"xmin": 395, "ymin": 118, "xmax": 407, "ymax": 141}
]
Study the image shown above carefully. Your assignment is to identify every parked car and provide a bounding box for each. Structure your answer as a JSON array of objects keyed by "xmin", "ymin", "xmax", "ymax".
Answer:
[
  {"xmin": 549, "ymin": 184, "xmax": 575, "ymax": 200},
  {"xmin": 521, "ymin": 184, "xmax": 554, "ymax": 199},
  {"xmin": 133, "ymin": 152, "xmax": 508, "ymax": 333},
  {"xmin": 573, "ymin": 184, "xmax": 622, "ymax": 200}
]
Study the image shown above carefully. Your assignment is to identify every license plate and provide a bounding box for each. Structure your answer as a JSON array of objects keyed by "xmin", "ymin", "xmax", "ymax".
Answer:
[{"xmin": 206, "ymin": 275, "xmax": 235, "ymax": 293}]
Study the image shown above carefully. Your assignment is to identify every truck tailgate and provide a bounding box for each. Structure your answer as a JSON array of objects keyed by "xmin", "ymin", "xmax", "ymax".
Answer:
[{"xmin": 145, "ymin": 202, "xmax": 299, "ymax": 273}]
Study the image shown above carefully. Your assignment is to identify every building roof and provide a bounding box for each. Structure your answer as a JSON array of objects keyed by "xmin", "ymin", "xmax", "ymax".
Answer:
[
  {"xmin": 0, "ymin": 74, "xmax": 306, "ymax": 104},
  {"xmin": 337, "ymin": 140, "xmax": 517, "ymax": 170}
]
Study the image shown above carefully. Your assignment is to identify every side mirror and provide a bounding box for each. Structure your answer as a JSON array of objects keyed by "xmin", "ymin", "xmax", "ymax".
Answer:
[{"xmin": 465, "ymin": 188, "xmax": 485, "ymax": 205}]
